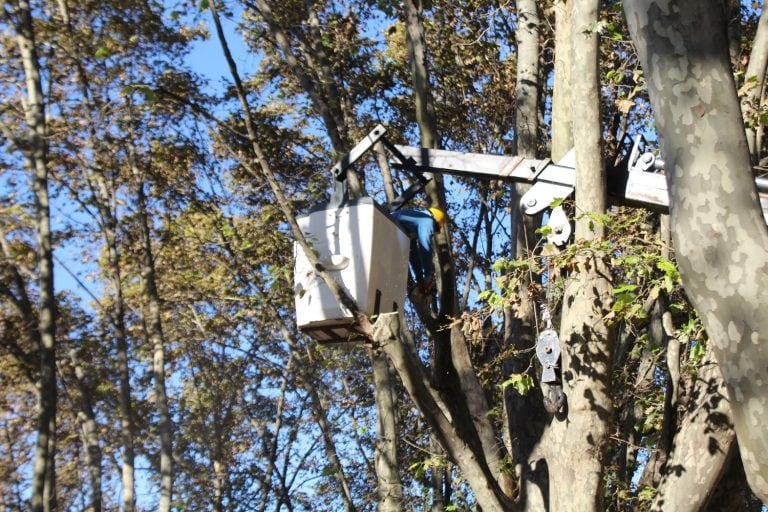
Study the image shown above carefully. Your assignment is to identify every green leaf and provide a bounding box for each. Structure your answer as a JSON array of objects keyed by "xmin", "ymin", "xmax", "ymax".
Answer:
[
  {"xmin": 95, "ymin": 47, "xmax": 110, "ymax": 59},
  {"xmin": 199, "ymin": 0, "xmax": 210, "ymax": 9},
  {"xmin": 477, "ymin": 290, "xmax": 492, "ymax": 301},
  {"xmin": 612, "ymin": 283, "xmax": 638, "ymax": 294},
  {"xmin": 690, "ymin": 341, "xmax": 706, "ymax": 364},
  {"xmin": 492, "ymin": 258, "xmax": 508, "ymax": 273},
  {"xmin": 637, "ymin": 486, "xmax": 657, "ymax": 503},
  {"xmin": 549, "ymin": 197, "xmax": 564, "ymax": 208},
  {"xmin": 656, "ymin": 259, "xmax": 679, "ymax": 279},
  {"xmin": 501, "ymin": 373, "xmax": 535, "ymax": 395}
]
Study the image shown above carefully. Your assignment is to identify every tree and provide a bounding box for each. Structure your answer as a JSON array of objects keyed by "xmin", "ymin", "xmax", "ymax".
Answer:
[
  {"xmin": 1, "ymin": 2, "xmax": 57, "ymax": 510},
  {"xmin": 2, "ymin": 0, "xmax": 767, "ymax": 510},
  {"xmin": 624, "ymin": 0, "xmax": 768, "ymax": 502}
]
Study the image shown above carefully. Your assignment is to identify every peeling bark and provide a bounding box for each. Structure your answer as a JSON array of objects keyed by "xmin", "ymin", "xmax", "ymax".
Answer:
[
  {"xmin": 624, "ymin": 0, "xmax": 768, "ymax": 501},
  {"xmin": 651, "ymin": 348, "xmax": 735, "ymax": 512}
]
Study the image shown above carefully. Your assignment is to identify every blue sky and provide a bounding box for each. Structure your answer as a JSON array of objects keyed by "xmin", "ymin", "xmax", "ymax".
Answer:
[{"xmin": 185, "ymin": 5, "xmax": 259, "ymax": 90}]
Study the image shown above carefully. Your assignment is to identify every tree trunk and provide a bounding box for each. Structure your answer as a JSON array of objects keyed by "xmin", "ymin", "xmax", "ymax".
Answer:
[
  {"xmin": 65, "ymin": 347, "xmax": 102, "ymax": 512},
  {"xmin": 373, "ymin": 313, "xmax": 516, "ymax": 512},
  {"xmin": 741, "ymin": 5, "xmax": 768, "ymax": 161},
  {"xmin": 105, "ymin": 219, "xmax": 136, "ymax": 512},
  {"xmin": 544, "ymin": 2, "xmax": 616, "ymax": 511},
  {"xmin": 650, "ymin": 347, "xmax": 736, "ymax": 511},
  {"xmin": 371, "ymin": 347, "xmax": 403, "ymax": 512},
  {"xmin": 7, "ymin": 2, "xmax": 58, "ymax": 510},
  {"xmin": 624, "ymin": 0, "xmax": 768, "ymax": 501},
  {"xmin": 517, "ymin": 6, "xmax": 572, "ymax": 508},
  {"xmin": 515, "ymin": 0, "xmax": 540, "ymax": 156},
  {"xmin": 373, "ymin": 168, "xmax": 405, "ymax": 512},
  {"xmin": 505, "ymin": 2, "xmax": 547, "ymax": 505},
  {"xmin": 304, "ymin": 375, "xmax": 358, "ymax": 512},
  {"xmin": 551, "ymin": 0, "xmax": 574, "ymax": 162},
  {"xmin": 402, "ymin": 4, "xmax": 452, "ymax": 509},
  {"xmin": 571, "ymin": 0, "xmax": 607, "ymax": 240},
  {"xmin": 129, "ymin": 150, "xmax": 174, "ymax": 512},
  {"xmin": 66, "ymin": 13, "xmax": 138, "ymax": 505},
  {"xmin": 404, "ymin": 0, "xmax": 439, "ymax": 150},
  {"xmin": 256, "ymin": 354, "xmax": 292, "ymax": 512}
]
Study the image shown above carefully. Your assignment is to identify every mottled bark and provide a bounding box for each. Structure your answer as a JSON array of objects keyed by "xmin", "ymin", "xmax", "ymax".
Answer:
[
  {"xmin": 651, "ymin": 348, "xmax": 735, "ymax": 512},
  {"xmin": 624, "ymin": 0, "xmax": 768, "ymax": 501},
  {"xmin": 4, "ymin": 2, "xmax": 58, "ymax": 510}
]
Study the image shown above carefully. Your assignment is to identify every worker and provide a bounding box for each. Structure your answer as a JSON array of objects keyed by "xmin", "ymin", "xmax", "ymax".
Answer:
[{"xmin": 391, "ymin": 206, "xmax": 447, "ymax": 294}]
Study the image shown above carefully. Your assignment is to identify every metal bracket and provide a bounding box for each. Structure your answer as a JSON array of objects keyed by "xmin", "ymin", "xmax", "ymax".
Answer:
[
  {"xmin": 519, "ymin": 181, "xmax": 574, "ymax": 215},
  {"xmin": 546, "ymin": 205, "xmax": 572, "ymax": 246},
  {"xmin": 519, "ymin": 150, "xmax": 576, "ymax": 215},
  {"xmin": 536, "ymin": 307, "xmax": 565, "ymax": 413},
  {"xmin": 622, "ymin": 135, "xmax": 669, "ymax": 211},
  {"xmin": 328, "ymin": 124, "xmax": 388, "ymax": 208},
  {"xmin": 536, "ymin": 328, "xmax": 561, "ymax": 383}
]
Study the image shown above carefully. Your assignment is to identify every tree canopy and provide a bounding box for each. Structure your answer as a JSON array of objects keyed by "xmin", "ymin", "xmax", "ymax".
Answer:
[{"xmin": 1, "ymin": 0, "xmax": 766, "ymax": 511}]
